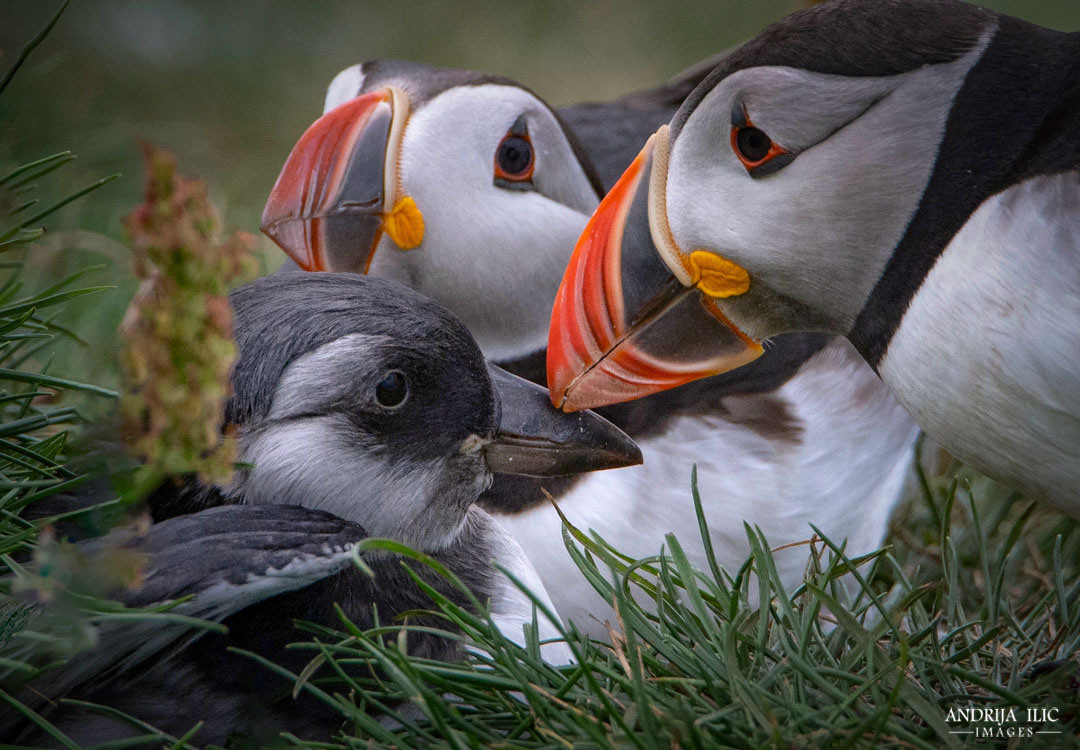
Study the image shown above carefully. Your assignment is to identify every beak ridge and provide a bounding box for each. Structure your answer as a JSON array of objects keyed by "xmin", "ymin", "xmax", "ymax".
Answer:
[
  {"xmin": 261, "ymin": 87, "xmax": 418, "ymax": 274},
  {"xmin": 546, "ymin": 128, "xmax": 763, "ymax": 413}
]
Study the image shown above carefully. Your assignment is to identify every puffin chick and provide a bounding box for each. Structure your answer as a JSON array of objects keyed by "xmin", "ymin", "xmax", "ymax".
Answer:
[{"xmin": 7, "ymin": 272, "xmax": 639, "ymax": 746}]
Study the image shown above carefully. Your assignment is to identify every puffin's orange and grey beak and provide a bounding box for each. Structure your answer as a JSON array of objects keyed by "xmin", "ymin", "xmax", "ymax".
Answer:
[
  {"xmin": 261, "ymin": 87, "xmax": 423, "ymax": 274},
  {"xmin": 547, "ymin": 126, "xmax": 763, "ymax": 412}
]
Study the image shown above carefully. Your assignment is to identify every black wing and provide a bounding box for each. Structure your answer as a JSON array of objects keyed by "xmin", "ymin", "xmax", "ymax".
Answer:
[
  {"xmin": 104, "ymin": 503, "xmax": 367, "ymax": 611},
  {"xmin": 10, "ymin": 504, "xmax": 368, "ymax": 729}
]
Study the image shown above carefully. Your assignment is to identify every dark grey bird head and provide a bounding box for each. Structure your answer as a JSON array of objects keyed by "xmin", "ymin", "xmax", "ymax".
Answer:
[
  {"xmin": 260, "ymin": 60, "xmax": 605, "ymax": 361},
  {"xmin": 226, "ymin": 273, "xmax": 639, "ymax": 549}
]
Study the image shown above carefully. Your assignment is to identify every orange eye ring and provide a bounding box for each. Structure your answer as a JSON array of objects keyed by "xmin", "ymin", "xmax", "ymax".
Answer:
[
  {"xmin": 494, "ymin": 131, "xmax": 535, "ymax": 183},
  {"xmin": 730, "ymin": 105, "xmax": 792, "ymax": 176}
]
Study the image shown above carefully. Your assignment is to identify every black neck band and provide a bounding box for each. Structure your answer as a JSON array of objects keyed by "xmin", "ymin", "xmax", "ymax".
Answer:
[{"xmin": 850, "ymin": 19, "xmax": 1080, "ymax": 368}]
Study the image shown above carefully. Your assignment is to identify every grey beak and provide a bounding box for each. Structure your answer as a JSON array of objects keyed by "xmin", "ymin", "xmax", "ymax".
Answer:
[{"xmin": 483, "ymin": 363, "xmax": 642, "ymax": 477}]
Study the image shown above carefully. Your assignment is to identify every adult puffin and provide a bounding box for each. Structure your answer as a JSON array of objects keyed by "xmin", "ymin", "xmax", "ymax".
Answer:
[
  {"xmin": 8, "ymin": 273, "xmax": 640, "ymax": 745},
  {"xmin": 260, "ymin": 57, "xmax": 719, "ymax": 359},
  {"xmin": 260, "ymin": 58, "xmax": 919, "ymax": 633},
  {"xmin": 544, "ymin": 0, "xmax": 1080, "ymax": 515}
]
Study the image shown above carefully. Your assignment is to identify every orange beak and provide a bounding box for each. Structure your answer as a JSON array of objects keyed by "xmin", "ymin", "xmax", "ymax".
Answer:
[
  {"xmin": 547, "ymin": 129, "xmax": 763, "ymax": 412},
  {"xmin": 261, "ymin": 87, "xmax": 422, "ymax": 273}
]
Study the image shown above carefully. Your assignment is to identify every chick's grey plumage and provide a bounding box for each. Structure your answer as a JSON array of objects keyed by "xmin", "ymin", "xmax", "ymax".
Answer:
[
  {"xmin": 226, "ymin": 274, "xmax": 496, "ymax": 548},
  {"xmin": 229, "ymin": 271, "xmax": 491, "ymax": 441},
  {"xmin": 18, "ymin": 505, "xmax": 511, "ymax": 746},
  {"xmin": 13, "ymin": 505, "xmax": 369, "ymax": 744},
  {"xmin": 9, "ymin": 273, "xmax": 599, "ymax": 745}
]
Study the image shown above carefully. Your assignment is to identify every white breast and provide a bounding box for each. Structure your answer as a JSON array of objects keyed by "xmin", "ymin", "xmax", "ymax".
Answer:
[
  {"xmin": 881, "ymin": 171, "xmax": 1080, "ymax": 515},
  {"xmin": 495, "ymin": 338, "xmax": 918, "ymax": 639},
  {"xmin": 477, "ymin": 509, "xmax": 576, "ymax": 665}
]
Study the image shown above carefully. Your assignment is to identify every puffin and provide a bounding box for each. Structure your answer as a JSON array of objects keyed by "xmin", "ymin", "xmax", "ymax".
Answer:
[
  {"xmin": 259, "ymin": 59, "xmax": 919, "ymax": 634},
  {"xmin": 8, "ymin": 272, "xmax": 640, "ymax": 745},
  {"xmin": 543, "ymin": 0, "xmax": 1080, "ymax": 516}
]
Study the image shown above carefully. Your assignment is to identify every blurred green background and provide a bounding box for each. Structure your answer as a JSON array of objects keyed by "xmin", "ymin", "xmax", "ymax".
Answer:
[{"xmin": 1, "ymin": 0, "xmax": 1078, "ymax": 386}]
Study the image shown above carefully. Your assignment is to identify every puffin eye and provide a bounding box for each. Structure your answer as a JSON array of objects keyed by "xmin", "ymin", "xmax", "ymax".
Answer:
[
  {"xmin": 494, "ymin": 117, "xmax": 535, "ymax": 190},
  {"xmin": 730, "ymin": 105, "xmax": 793, "ymax": 177},
  {"xmin": 375, "ymin": 370, "xmax": 409, "ymax": 409},
  {"xmin": 497, "ymin": 136, "xmax": 533, "ymax": 177},
  {"xmin": 735, "ymin": 127, "xmax": 772, "ymax": 163}
]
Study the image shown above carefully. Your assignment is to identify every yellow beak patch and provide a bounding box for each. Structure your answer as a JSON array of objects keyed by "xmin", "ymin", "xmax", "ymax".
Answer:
[
  {"xmin": 688, "ymin": 250, "xmax": 750, "ymax": 298},
  {"xmin": 384, "ymin": 195, "xmax": 425, "ymax": 250}
]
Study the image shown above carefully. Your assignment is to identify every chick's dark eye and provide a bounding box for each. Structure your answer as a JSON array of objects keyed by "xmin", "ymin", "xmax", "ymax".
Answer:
[
  {"xmin": 495, "ymin": 135, "xmax": 534, "ymax": 181},
  {"xmin": 735, "ymin": 127, "xmax": 772, "ymax": 164},
  {"xmin": 375, "ymin": 370, "xmax": 408, "ymax": 409}
]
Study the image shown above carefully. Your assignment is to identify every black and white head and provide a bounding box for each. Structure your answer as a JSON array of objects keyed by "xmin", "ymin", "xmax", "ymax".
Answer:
[
  {"xmin": 547, "ymin": 0, "xmax": 1075, "ymax": 410},
  {"xmin": 261, "ymin": 61, "xmax": 603, "ymax": 361},
  {"xmin": 226, "ymin": 273, "xmax": 639, "ymax": 550}
]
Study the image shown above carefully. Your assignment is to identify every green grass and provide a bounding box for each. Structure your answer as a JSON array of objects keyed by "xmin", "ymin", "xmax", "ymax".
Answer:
[
  {"xmin": 7, "ymin": 467, "xmax": 1078, "ymax": 749},
  {"xmin": 0, "ymin": 5, "xmax": 118, "ymax": 532},
  {"xmin": 0, "ymin": 2, "xmax": 141, "ymax": 725},
  {"xmin": 231, "ymin": 469, "xmax": 1078, "ymax": 750},
  {"xmin": 31, "ymin": 467, "xmax": 1074, "ymax": 749}
]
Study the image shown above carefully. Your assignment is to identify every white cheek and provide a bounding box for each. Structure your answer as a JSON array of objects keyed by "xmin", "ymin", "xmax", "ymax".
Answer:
[
  {"xmin": 666, "ymin": 46, "xmax": 988, "ymax": 332},
  {"xmin": 366, "ymin": 233, "xmax": 418, "ymax": 287},
  {"xmin": 402, "ymin": 184, "xmax": 588, "ymax": 359},
  {"xmin": 238, "ymin": 417, "xmax": 441, "ymax": 539},
  {"xmin": 668, "ymin": 128, "xmax": 921, "ymax": 330},
  {"xmin": 388, "ymin": 87, "xmax": 594, "ymax": 360}
]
